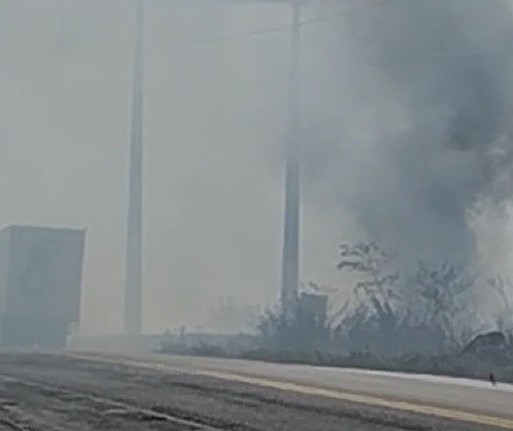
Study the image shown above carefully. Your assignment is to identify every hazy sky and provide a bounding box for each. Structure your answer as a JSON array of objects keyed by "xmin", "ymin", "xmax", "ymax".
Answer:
[
  {"xmin": 2, "ymin": 0, "xmax": 513, "ymax": 335},
  {"xmin": 0, "ymin": 0, "xmax": 360, "ymax": 334}
]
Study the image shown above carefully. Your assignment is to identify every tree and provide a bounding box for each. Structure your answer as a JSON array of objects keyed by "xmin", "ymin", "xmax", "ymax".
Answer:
[
  {"xmin": 338, "ymin": 242, "xmax": 399, "ymax": 319},
  {"xmin": 488, "ymin": 275, "xmax": 513, "ymax": 332},
  {"xmin": 413, "ymin": 261, "xmax": 477, "ymax": 346},
  {"xmin": 336, "ymin": 242, "xmax": 403, "ymax": 355}
]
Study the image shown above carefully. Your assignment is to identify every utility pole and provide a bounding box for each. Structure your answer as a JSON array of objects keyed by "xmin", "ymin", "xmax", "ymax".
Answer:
[
  {"xmin": 124, "ymin": 0, "xmax": 144, "ymax": 334},
  {"xmin": 56, "ymin": 0, "xmax": 65, "ymax": 48},
  {"xmin": 280, "ymin": 0, "xmax": 302, "ymax": 319}
]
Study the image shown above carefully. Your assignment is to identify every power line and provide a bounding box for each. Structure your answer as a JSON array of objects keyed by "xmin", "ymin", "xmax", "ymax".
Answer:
[
  {"xmin": 192, "ymin": 0, "xmax": 399, "ymax": 44},
  {"xmin": 52, "ymin": 0, "xmax": 513, "ymax": 65},
  {"xmin": 190, "ymin": 0, "xmax": 513, "ymax": 65},
  {"xmin": 354, "ymin": 46, "xmax": 513, "ymax": 69}
]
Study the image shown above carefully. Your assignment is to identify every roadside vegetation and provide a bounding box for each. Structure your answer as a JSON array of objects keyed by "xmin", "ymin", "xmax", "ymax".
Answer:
[{"xmin": 161, "ymin": 241, "xmax": 513, "ymax": 384}]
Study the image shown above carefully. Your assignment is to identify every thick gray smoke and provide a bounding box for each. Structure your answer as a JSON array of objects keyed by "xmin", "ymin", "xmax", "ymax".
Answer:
[
  {"xmin": 3, "ymin": 1, "xmax": 513, "ymax": 334},
  {"xmin": 304, "ymin": 0, "xmax": 513, "ymax": 268}
]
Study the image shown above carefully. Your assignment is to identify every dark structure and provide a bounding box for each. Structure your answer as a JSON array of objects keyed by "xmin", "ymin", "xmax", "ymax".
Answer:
[
  {"xmin": 298, "ymin": 293, "xmax": 328, "ymax": 325},
  {"xmin": 0, "ymin": 225, "xmax": 85, "ymax": 348},
  {"xmin": 463, "ymin": 331, "xmax": 507, "ymax": 356}
]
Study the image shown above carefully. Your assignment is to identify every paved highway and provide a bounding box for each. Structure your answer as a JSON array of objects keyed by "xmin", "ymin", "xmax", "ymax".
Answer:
[{"xmin": 0, "ymin": 350, "xmax": 511, "ymax": 430}]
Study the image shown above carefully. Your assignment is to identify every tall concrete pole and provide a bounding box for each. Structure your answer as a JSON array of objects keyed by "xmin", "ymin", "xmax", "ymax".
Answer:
[
  {"xmin": 124, "ymin": 0, "xmax": 144, "ymax": 334},
  {"xmin": 56, "ymin": 0, "xmax": 64, "ymax": 48},
  {"xmin": 280, "ymin": 0, "xmax": 302, "ymax": 319}
]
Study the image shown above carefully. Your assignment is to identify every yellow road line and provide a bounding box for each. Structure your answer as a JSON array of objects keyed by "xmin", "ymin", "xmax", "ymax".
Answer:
[
  {"xmin": 62, "ymin": 352, "xmax": 513, "ymax": 430},
  {"xmin": 196, "ymin": 369, "xmax": 513, "ymax": 430}
]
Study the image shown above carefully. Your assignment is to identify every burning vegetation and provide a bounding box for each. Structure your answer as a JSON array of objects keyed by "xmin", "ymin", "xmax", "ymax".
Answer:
[
  {"xmin": 164, "ymin": 0, "xmax": 513, "ymax": 383},
  {"xmin": 244, "ymin": 241, "xmax": 513, "ymax": 383},
  {"xmin": 161, "ymin": 240, "xmax": 513, "ymax": 382}
]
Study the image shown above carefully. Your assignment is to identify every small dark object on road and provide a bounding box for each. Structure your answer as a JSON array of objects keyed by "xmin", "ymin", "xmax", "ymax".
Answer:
[{"xmin": 489, "ymin": 373, "xmax": 497, "ymax": 386}]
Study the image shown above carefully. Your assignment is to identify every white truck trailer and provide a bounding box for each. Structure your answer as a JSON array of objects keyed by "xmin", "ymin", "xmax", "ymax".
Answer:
[{"xmin": 0, "ymin": 225, "xmax": 85, "ymax": 348}]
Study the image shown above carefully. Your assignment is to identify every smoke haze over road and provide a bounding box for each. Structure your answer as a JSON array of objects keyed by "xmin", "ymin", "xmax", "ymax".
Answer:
[{"xmin": 1, "ymin": 0, "xmax": 513, "ymax": 333}]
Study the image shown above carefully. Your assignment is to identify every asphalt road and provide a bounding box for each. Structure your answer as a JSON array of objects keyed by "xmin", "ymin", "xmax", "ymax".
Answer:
[{"xmin": 0, "ymin": 350, "xmax": 511, "ymax": 430}]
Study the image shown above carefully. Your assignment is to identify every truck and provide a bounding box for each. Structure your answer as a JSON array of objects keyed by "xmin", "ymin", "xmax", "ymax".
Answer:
[{"xmin": 0, "ymin": 225, "xmax": 85, "ymax": 348}]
